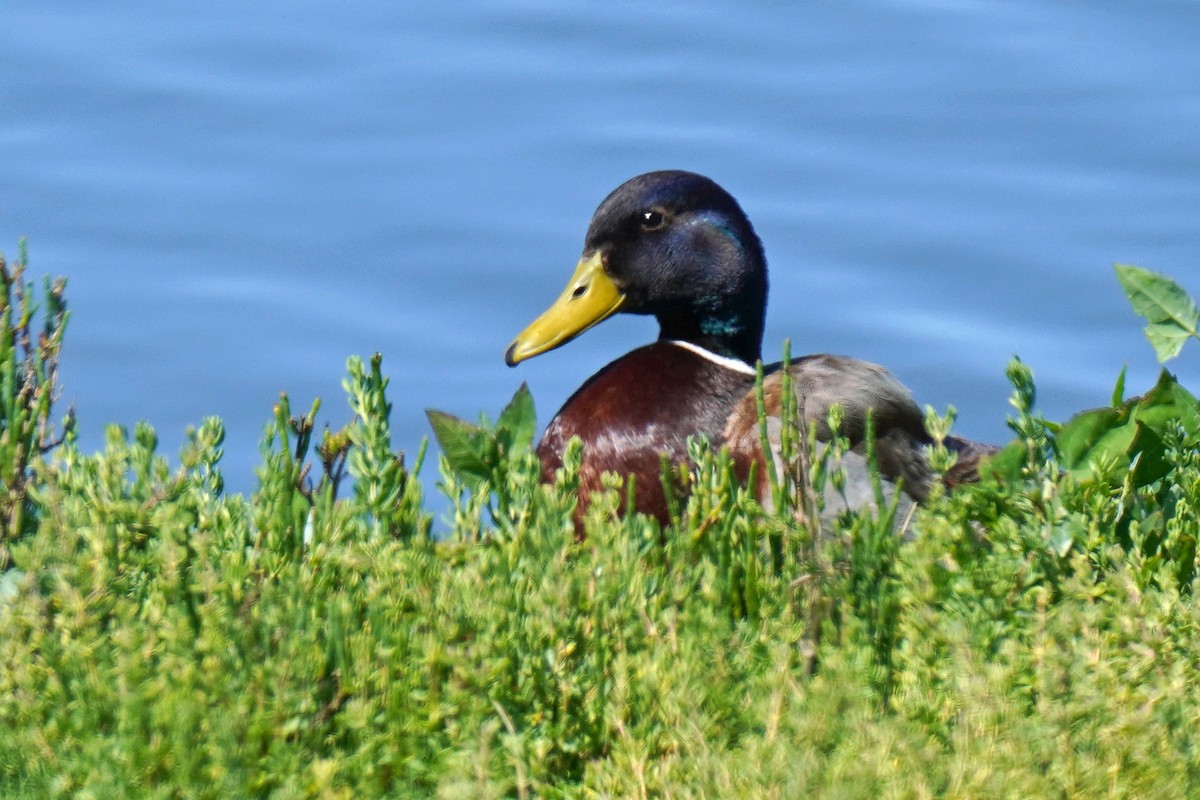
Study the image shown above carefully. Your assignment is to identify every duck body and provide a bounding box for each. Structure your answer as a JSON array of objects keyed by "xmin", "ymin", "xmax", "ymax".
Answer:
[
  {"xmin": 537, "ymin": 340, "xmax": 758, "ymax": 525},
  {"xmin": 505, "ymin": 170, "xmax": 992, "ymax": 527},
  {"xmin": 723, "ymin": 353, "xmax": 936, "ymax": 508}
]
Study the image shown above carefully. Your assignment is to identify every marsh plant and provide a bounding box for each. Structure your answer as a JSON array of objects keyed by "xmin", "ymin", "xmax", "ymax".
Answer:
[{"xmin": 1, "ymin": 246, "xmax": 1198, "ymax": 798}]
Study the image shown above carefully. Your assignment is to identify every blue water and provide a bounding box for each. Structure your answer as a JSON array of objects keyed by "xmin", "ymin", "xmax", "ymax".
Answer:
[{"xmin": 3, "ymin": 1, "xmax": 1198, "ymax": 504}]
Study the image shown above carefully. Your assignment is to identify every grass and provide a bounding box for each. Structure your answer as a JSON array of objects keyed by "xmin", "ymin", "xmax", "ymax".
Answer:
[{"xmin": 1, "ymin": 246, "xmax": 1198, "ymax": 798}]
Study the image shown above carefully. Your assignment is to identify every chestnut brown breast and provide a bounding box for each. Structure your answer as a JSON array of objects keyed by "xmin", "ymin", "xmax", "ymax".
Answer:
[{"xmin": 538, "ymin": 341, "xmax": 756, "ymax": 526}]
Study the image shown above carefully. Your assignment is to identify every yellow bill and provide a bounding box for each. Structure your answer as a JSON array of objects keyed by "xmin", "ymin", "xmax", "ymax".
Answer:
[{"xmin": 505, "ymin": 250, "xmax": 625, "ymax": 366}]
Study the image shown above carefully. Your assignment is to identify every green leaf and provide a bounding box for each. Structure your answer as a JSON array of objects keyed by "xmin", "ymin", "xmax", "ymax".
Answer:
[
  {"xmin": 1114, "ymin": 263, "xmax": 1200, "ymax": 362},
  {"xmin": 1134, "ymin": 369, "xmax": 1200, "ymax": 435},
  {"xmin": 1144, "ymin": 321, "xmax": 1192, "ymax": 362},
  {"xmin": 1127, "ymin": 422, "xmax": 1170, "ymax": 487},
  {"xmin": 983, "ymin": 441, "xmax": 1028, "ymax": 483},
  {"xmin": 496, "ymin": 382, "xmax": 536, "ymax": 454},
  {"xmin": 1110, "ymin": 365, "xmax": 1126, "ymax": 407},
  {"xmin": 1055, "ymin": 369, "xmax": 1198, "ymax": 486},
  {"xmin": 1055, "ymin": 406, "xmax": 1135, "ymax": 477},
  {"xmin": 425, "ymin": 409, "xmax": 492, "ymax": 485}
]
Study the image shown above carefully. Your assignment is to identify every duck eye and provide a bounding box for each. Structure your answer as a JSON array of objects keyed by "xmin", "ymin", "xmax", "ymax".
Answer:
[{"xmin": 640, "ymin": 209, "xmax": 667, "ymax": 231}]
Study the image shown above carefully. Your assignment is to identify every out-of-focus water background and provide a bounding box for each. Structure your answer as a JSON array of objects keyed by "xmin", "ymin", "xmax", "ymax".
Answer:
[{"xmin": 3, "ymin": 1, "xmax": 1198, "ymax": 505}]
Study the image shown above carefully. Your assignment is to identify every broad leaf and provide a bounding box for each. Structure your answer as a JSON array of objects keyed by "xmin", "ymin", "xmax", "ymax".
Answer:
[
  {"xmin": 983, "ymin": 441, "xmax": 1029, "ymax": 483},
  {"xmin": 1115, "ymin": 263, "xmax": 1199, "ymax": 362},
  {"xmin": 496, "ymin": 382, "xmax": 536, "ymax": 453},
  {"xmin": 1144, "ymin": 321, "xmax": 1192, "ymax": 362},
  {"xmin": 1055, "ymin": 406, "xmax": 1135, "ymax": 478},
  {"xmin": 1136, "ymin": 369, "xmax": 1200, "ymax": 435},
  {"xmin": 1127, "ymin": 422, "xmax": 1171, "ymax": 487},
  {"xmin": 426, "ymin": 409, "xmax": 492, "ymax": 485},
  {"xmin": 1055, "ymin": 369, "xmax": 1198, "ymax": 486}
]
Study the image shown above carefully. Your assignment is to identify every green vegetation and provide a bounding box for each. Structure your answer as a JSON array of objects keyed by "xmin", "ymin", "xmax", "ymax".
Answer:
[{"xmin": 1, "ymin": 247, "xmax": 1198, "ymax": 798}]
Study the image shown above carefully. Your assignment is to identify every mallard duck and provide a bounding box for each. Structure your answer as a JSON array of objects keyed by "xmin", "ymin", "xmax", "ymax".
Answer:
[{"xmin": 505, "ymin": 170, "xmax": 992, "ymax": 526}]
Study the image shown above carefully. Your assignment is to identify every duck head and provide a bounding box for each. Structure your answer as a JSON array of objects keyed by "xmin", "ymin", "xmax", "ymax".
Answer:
[{"xmin": 505, "ymin": 170, "xmax": 769, "ymax": 367}]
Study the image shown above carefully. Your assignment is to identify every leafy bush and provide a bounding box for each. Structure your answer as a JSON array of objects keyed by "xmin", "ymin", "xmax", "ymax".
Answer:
[
  {"xmin": 1, "ymin": 250, "xmax": 1198, "ymax": 798},
  {"xmin": 0, "ymin": 245, "xmax": 72, "ymax": 566}
]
